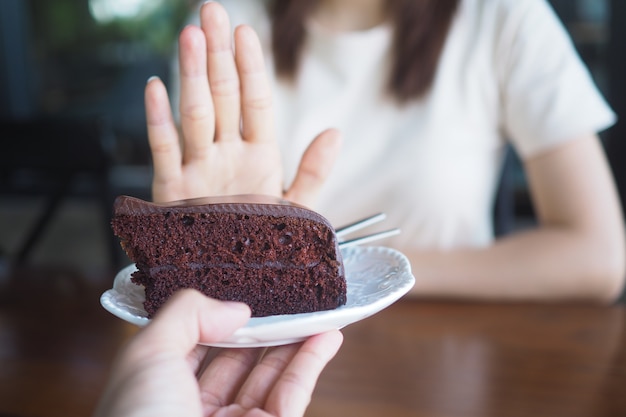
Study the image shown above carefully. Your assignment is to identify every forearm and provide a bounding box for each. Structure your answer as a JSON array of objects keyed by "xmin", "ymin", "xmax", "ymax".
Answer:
[
  {"xmin": 406, "ymin": 136, "xmax": 626, "ymax": 303},
  {"xmin": 406, "ymin": 225, "xmax": 625, "ymax": 303}
]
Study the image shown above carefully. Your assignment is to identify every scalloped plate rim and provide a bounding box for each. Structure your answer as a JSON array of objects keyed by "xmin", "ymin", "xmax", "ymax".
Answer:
[{"xmin": 100, "ymin": 246, "xmax": 415, "ymax": 347}]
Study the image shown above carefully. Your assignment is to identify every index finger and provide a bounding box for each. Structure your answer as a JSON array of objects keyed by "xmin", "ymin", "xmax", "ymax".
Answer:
[
  {"xmin": 265, "ymin": 331, "xmax": 343, "ymax": 416},
  {"xmin": 235, "ymin": 24, "xmax": 275, "ymax": 144}
]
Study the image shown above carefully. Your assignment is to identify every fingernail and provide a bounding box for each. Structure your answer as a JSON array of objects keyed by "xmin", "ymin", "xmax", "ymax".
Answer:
[
  {"xmin": 146, "ymin": 75, "xmax": 160, "ymax": 84},
  {"xmin": 222, "ymin": 301, "xmax": 251, "ymax": 313}
]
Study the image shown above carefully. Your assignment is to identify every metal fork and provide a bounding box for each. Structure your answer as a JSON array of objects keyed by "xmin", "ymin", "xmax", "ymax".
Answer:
[{"xmin": 335, "ymin": 212, "xmax": 400, "ymax": 248}]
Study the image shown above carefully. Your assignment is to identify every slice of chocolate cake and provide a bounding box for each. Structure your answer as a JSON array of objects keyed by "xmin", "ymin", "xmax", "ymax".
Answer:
[{"xmin": 111, "ymin": 195, "xmax": 346, "ymax": 317}]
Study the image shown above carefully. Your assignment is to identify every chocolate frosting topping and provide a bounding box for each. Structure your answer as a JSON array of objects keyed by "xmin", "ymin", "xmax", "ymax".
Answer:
[{"xmin": 113, "ymin": 195, "xmax": 334, "ymax": 229}]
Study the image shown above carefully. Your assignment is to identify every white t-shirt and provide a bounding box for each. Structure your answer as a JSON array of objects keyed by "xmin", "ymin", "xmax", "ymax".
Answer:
[{"xmin": 186, "ymin": 0, "xmax": 615, "ymax": 250}]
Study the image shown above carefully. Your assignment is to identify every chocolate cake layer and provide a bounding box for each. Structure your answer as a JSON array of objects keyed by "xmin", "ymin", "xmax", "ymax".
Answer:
[{"xmin": 111, "ymin": 195, "xmax": 347, "ymax": 317}]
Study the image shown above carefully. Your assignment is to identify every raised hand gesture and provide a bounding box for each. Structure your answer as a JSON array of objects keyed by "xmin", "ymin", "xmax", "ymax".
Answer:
[{"xmin": 145, "ymin": 2, "xmax": 341, "ymax": 206}]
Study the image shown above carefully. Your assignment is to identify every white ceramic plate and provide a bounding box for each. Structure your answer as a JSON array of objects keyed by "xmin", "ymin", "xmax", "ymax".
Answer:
[{"xmin": 100, "ymin": 246, "xmax": 415, "ymax": 347}]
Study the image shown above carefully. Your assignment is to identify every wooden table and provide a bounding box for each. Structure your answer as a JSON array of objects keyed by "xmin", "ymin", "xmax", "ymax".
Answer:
[{"xmin": 1, "ymin": 267, "xmax": 625, "ymax": 417}]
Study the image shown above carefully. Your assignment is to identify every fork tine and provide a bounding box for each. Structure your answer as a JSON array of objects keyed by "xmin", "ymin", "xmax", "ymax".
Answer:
[
  {"xmin": 338, "ymin": 228, "xmax": 401, "ymax": 248},
  {"xmin": 335, "ymin": 213, "xmax": 386, "ymax": 238}
]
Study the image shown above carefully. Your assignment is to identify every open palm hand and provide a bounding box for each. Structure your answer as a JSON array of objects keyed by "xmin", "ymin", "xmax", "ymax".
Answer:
[{"xmin": 145, "ymin": 2, "xmax": 340, "ymax": 207}]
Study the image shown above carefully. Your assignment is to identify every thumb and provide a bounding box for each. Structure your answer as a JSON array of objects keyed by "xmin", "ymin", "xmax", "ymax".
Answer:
[
  {"xmin": 133, "ymin": 289, "xmax": 251, "ymax": 356},
  {"xmin": 284, "ymin": 128, "xmax": 342, "ymax": 208}
]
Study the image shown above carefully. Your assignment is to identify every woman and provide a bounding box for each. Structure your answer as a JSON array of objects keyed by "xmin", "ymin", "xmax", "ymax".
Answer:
[{"xmin": 146, "ymin": 0, "xmax": 625, "ymax": 302}]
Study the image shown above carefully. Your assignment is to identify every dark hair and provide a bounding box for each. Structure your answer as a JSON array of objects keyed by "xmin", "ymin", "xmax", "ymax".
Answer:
[{"xmin": 269, "ymin": 0, "xmax": 460, "ymax": 103}]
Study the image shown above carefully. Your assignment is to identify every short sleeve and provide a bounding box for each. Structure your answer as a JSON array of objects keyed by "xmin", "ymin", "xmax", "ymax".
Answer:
[{"xmin": 497, "ymin": 0, "xmax": 616, "ymax": 158}]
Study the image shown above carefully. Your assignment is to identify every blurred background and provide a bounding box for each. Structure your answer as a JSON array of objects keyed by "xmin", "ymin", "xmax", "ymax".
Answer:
[
  {"xmin": 0, "ymin": 0, "xmax": 624, "ymax": 283},
  {"xmin": 0, "ymin": 0, "xmax": 193, "ymax": 275}
]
